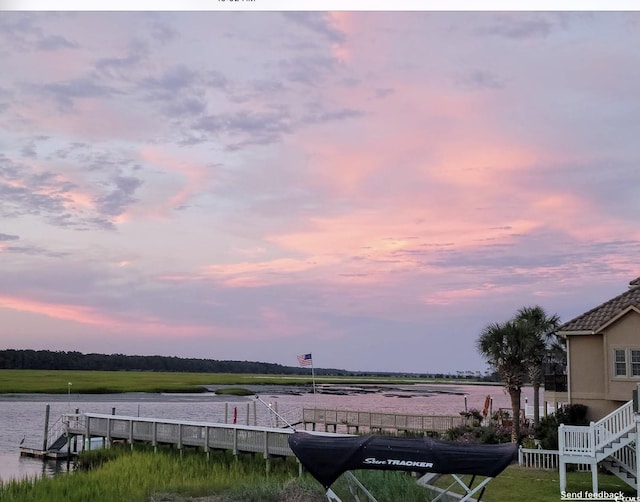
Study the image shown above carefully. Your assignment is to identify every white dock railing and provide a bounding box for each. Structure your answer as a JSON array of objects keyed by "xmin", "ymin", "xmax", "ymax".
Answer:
[
  {"xmin": 302, "ymin": 408, "xmax": 465, "ymax": 433},
  {"xmin": 63, "ymin": 413, "xmax": 303, "ymax": 458}
]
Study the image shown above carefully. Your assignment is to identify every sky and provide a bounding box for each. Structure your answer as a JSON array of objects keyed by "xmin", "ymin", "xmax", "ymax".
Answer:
[{"xmin": 1, "ymin": 10, "xmax": 639, "ymax": 374}]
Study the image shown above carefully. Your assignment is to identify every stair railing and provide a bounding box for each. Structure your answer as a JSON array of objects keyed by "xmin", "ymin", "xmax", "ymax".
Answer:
[
  {"xmin": 559, "ymin": 423, "xmax": 595, "ymax": 456},
  {"xmin": 593, "ymin": 400, "xmax": 635, "ymax": 452},
  {"xmin": 610, "ymin": 444, "xmax": 636, "ymax": 478},
  {"xmin": 559, "ymin": 400, "xmax": 635, "ymax": 458},
  {"xmin": 46, "ymin": 416, "xmax": 67, "ymax": 450}
]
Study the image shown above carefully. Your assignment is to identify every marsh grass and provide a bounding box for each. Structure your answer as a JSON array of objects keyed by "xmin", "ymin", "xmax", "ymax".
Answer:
[
  {"xmin": 0, "ymin": 445, "xmax": 314, "ymax": 502},
  {"xmin": 2, "ymin": 444, "xmax": 637, "ymax": 502},
  {"xmin": 0, "ymin": 369, "xmax": 467, "ymax": 394},
  {"xmin": 0, "ymin": 444, "xmax": 428, "ymax": 502},
  {"xmin": 213, "ymin": 387, "xmax": 254, "ymax": 396}
]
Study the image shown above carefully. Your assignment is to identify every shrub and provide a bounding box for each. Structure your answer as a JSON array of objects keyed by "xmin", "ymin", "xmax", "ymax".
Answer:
[
  {"xmin": 445, "ymin": 424, "xmax": 511, "ymax": 444},
  {"xmin": 459, "ymin": 408, "xmax": 483, "ymax": 427},
  {"xmin": 534, "ymin": 404, "xmax": 589, "ymax": 449}
]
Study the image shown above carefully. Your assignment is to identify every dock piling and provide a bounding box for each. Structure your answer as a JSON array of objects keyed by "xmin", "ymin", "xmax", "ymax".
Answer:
[{"xmin": 42, "ymin": 404, "xmax": 50, "ymax": 452}]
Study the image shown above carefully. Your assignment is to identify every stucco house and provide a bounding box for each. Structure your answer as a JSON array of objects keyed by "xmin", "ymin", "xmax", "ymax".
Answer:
[
  {"xmin": 556, "ymin": 276, "xmax": 640, "ymax": 495},
  {"xmin": 557, "ymin": 276, "xmax": 640, "ymax": 421}
]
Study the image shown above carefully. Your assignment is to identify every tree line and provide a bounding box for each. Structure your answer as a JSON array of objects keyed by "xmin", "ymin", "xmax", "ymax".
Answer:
[
  {"xmin": 0, "ymin": 349, "xmax": 494, "ymax": 379},
  {"xmin": 0, "ymin": 349, "xmax": 347, "ymax": 376}
]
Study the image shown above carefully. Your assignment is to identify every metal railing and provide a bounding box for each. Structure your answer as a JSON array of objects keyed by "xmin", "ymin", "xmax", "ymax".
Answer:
[
  {"xmin": 46, "ymin": 415, "xmax": 68, "ymax": 450},
  {"xmin": 544, "ymin": 374, "xmax": 567, "ymax": 392}
]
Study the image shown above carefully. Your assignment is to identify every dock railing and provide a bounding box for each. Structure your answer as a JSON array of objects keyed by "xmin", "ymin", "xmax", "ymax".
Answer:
[
  {"xmin": 64, "ymin": 413, "xmax": 300, "ymax": 458},
  {"xmin": 301, "ymin": 408, "xmax": 465, "ymax": 433}
]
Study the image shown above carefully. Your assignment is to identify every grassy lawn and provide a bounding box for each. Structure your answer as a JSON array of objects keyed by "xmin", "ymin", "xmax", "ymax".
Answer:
[
  {"xmin": 0, "ymin": 369, "xmax": 482, "ymax": 394},
  {"xmin": 434, "ymin": 466, "xmax": 636, "ymax": 502}
]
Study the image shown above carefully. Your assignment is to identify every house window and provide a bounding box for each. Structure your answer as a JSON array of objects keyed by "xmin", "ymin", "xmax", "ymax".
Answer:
[
  {"xmin": 614, "ymin": 349, "xmax": 627, "ymax": 377},
  {"xmin": 613, "ymin": 348, "xmax": 640, "ymax": 378},
  {"xmin": 631, "ymin": 350, "xmax": 640, "ymax": 377}
]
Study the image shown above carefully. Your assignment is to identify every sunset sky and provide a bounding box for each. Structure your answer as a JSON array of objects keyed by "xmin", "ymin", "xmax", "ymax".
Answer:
[{"xmin": 1, "ymin": 10, "xmax": 639, "ymax": 373}]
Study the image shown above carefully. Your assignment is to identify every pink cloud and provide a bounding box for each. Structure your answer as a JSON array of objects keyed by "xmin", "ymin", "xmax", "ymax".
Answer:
[
  {"xmin": 422, "ymin": 283, "xmax": 515, "ymax": 306},
  {"xmin": 203, "ymin": 257, "xmax": 335, "ymax": 287},
  {"xmin": 137, "ymin": 146, "xmax": 216, "ymax": 215},
  {"xmin": 0, "ymin": 295, "xmax": 208, "ymax": 338}
]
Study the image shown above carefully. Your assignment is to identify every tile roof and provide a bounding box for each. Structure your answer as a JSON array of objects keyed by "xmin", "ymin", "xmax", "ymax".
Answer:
[{"xmin": 559, "ymin": 277, "xmax": 640, "ymax": 333}]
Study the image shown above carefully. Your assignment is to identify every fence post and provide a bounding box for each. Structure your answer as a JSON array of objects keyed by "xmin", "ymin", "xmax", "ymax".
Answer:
[
  {"xmin": 518, "ymin": 445, "xmax": 523, "ymax": 466},
  {"xmin": 636, "ymin": 418, "xmax": 640, "ymax": 500},
  {"xmin": 558, "ymin": 424, "xmax": 566, "ymax": 492}
]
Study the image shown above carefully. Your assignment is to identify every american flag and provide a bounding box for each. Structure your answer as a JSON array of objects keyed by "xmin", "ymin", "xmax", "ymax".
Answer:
[{"xmin": 297, "ymin": 353, "xmax": 313, "ymax": 367}]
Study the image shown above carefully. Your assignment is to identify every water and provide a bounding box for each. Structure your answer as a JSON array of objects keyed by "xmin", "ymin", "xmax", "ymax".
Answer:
[{"xmin": 0, "ymin": 383, "xmax": 533, "ymax": 483}]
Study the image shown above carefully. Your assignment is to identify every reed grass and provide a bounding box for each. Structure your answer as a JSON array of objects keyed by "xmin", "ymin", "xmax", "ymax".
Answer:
[
  {"xmin": 1, "ymin": 444, "xmax": 637, "ymax": 502},
  {"xmin": 0, "ymin": 445, "xmax": 428, "ymax": 502},
  {"xmin": 0, "ymin": 445, "xmax": 317, "ymax": 502}
]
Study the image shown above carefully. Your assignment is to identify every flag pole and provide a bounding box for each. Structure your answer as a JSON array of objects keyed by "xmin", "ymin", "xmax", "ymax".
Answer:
[{"xmin": 310, "ymin": 355, "xmax": 317, "ymax": 408}]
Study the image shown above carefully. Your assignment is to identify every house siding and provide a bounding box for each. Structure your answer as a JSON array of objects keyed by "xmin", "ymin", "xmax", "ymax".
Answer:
[
  {"xmin": 605, "ymin": 311, "xmax": 640, "ymax": 401},
  {"xmin": 558, "ymin": 278, "xmax": 640, "ymax": 422},
  {"xmin": 569, "ymin": 334, "xmax": 605, "ymax": 403}
]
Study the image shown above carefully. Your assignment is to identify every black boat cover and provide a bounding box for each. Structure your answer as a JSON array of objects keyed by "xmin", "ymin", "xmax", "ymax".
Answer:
[{"xmin": 288, "ymin": 432, "xmax": 518, "ymax": 489}]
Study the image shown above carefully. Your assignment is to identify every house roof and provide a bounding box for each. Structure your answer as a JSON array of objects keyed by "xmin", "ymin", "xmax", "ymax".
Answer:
[{"xmin": 559, "ymin": 277, "xmax": 640, "ymax": 334}]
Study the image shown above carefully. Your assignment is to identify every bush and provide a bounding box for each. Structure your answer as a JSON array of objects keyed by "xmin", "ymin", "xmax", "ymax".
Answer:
[
  {"xmin": 534, "ymin": 404, "xmax": 589, "ymax": 449},
  {"xmin": 556, "ymin": 404, "xmax": 588, "ymax": 426},
  {"xmin": 459, "ymin": 408, "xmax": 483, "ymax": 427},
  {"xmin": 445, "ymin": 424, "xmax": 511, "ymax": 444}
]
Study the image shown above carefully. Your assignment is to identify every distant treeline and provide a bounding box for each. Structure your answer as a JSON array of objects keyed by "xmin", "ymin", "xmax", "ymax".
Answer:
[
  {"xmin": 0, "ymin": 349, "xmax": 495, "ymax": 380},
  {"xmin": 0, "ymin": 349, "xmax": 343, "ymax": 375}
]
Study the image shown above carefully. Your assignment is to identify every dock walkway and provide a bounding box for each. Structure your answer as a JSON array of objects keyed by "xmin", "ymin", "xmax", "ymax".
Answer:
[
  {"xmin": 20, "ymin": 407, "xmax": 467, "ymax": 461},
  {"xmin": 66, "ymin": 412, "xmax": 297, "ymax": 458}
]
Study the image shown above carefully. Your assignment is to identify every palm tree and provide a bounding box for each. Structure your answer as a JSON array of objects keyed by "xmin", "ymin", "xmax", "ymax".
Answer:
[
  {"xmin": 477, "ymin": 319, "xmax": 529, "ymax": 442},
  {"xmin": 515, "ymin": 306, "xmax": 560, "ymax": 427}
]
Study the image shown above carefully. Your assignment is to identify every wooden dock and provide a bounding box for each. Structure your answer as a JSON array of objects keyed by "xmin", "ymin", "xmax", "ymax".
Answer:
[
  {"xmin": 19, "ymin": 407, "xmax": 467, "ymax": 463},
  {"xmin": 301, "ymin": 408, "xmax": 466, "ymax": 434},
  {"xmin": 18, "ymin": 446, "xmax": 71, "ymax": 459},
  {"xmin": 57, "ymin": 413, "xmax": 299, "ymax": 459}
]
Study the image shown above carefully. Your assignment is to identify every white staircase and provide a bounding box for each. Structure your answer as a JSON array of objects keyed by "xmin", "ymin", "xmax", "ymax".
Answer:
[
  {"xmin": 559, "ymin": 400, "xmax": 637, "ymax": 493},
  {"xmin": 601, "ymin": 444, "xmax": 636, "ymax": 488}
]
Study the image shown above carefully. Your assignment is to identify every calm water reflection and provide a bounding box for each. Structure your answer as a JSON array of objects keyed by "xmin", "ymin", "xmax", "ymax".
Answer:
[{"xmin": 0, "ymin": 383, "xmax": 532, "ymax": 483}]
